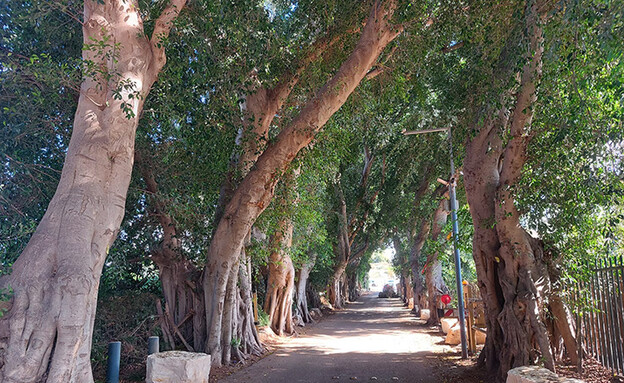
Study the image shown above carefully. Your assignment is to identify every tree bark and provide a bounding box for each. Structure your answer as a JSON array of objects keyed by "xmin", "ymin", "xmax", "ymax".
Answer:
[
  {"xmin": 203, "ymin": 0, "xmax": 401, "ymax": 364},
  {"xmin": 264, "ymin": 213, "xmax": 296, "ymax": 335},
  {"xmin": 463, "ymin": 2, "xmax": 562, "ymax": 380},
  {"xmin": 295, "ymin": 253, "xmax": 317, "ymax": 323},
  {"xmin": 0, "ymin": 1, "xmax": 185, "ymax": 381}
]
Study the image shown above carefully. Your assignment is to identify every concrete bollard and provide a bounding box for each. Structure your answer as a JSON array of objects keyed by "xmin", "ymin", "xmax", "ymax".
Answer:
[
  {"xmin": 148, "ymin": 336, "xmax": 159, "ymax": 355},
  {"xmin": 106, "ymin": 341, "xmax": 121, "ymax": 383}
]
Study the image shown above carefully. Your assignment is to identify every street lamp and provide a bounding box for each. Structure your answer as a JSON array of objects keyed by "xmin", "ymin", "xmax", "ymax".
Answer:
[{"xmin": 403, "ymin": 126, "xmax": 469, "ymax": 359}]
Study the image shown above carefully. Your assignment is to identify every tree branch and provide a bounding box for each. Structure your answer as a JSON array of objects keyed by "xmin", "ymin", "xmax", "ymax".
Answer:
[{"xmin": 150, "ymin": 0, "xmax": 187, "ymax": 75}]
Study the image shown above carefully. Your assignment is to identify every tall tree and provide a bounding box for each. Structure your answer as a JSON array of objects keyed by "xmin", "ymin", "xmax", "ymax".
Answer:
[
  {"xmin": 202, "ymin": 0, "xmax": 402, "ymax": 364},
  {"xmin": 264, "ymin": 168, "xmax": 299, "ymax": 335},
  {"xmin": 424, "ymin": 190, "xmax": 450, "ymax": 325},
  {"xmin": 462, "ymin": 0, "xmax": 556, "ymax": 379},
  {"xmin": 0, "ymin": 0, "xmax": 187, "ymax": 380}
]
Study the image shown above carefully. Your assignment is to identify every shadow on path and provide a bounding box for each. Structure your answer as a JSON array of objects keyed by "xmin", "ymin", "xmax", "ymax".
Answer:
[{"xmin": 219, "ymin": 291, "xmax": 453, "ymax": 383}]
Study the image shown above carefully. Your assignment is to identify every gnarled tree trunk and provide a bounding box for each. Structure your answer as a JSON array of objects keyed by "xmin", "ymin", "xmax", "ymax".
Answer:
[
  {"xmin": 203, "ymin": 0, "xmax": 401, "ymax": 365},
  {"xmin": 136, "ymin": 151, "xmax": 205, "ymax": 351},
  {"xmin": 295, "ymin": 253, "xmax": 317, "ymax": 323},
  {"xmin": 264, "ymin": 215, "xmax": 296, "ymax": 335},
  {"xmin": 463, "ymin": 2, "xmax": 567, "ymax": 380},
  {"xmin": 0, "ymin": 1, "xmax": 185, "ymax": 381}
]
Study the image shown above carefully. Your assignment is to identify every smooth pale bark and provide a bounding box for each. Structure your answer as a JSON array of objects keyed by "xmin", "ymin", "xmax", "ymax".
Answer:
[
  {"xmin": 203, "ymin": 0, "xmax": 401, "ymax": 365},
  {"xmin": 463, "ymin": 2, "xmax": 567, "ymax": 380},
  {"xmin": 425, "ymin": 196, "xmax": 450, "ymax": 326},
  {"xmin": 347, "ymin": 267, "xmax": 362, "ymax": 302},
  {"xmin": 0, "ymin": 1, "xmax": 185, "ymax": 381},
  {"xmin": 208, "ymin": 22, "xmax": 349, "ymax": 355},
  {"xmin": 264, "ymin": 216, "xmax": 295, "ymax": 335},
  {"xmin": 264, "ymin": 168, "xmax": 299, "ymax": 335},
  {"xmin": 295, "ymin": 253, "xmax": 317, "ymax": 323},
  {"xmin": 264, "ymin": 219, "xmax": 295, "ymax": 335}
]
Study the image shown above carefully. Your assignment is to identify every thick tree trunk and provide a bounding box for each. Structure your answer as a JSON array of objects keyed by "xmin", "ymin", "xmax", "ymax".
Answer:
[
  {"xmin": 153, "ymin": 254, "xmax": 204, "ymax": 351},
  {"xmin": 264, "ymin": 216, "xmax": 296, "ymax": 336},
  {"xmin": 328, "ymin": 261, "xmax": 348, "ymax": 309},
  {"xmin": 295, "ymin": 254, "xmax": 317, "ymax": 323},
  {"xmin": 203, "ymin": 1, "xmax": 401, "ymax": 365},
  {"xmin": 0, "ymin": 1, "xmax": 184, "ymax": 381},
  {"xmin": 425, "ymin": 197, "xmax": 450, "ymax": 325},
  {"xmin": 463, "ymin": 2, "xmax": 556, "ymax": 380}
]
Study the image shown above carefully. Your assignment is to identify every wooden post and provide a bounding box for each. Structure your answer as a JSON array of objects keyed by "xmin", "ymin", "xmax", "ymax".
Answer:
[{"xmin": 253, "ymin": 292, "xmax": 259, "ymax": 324}]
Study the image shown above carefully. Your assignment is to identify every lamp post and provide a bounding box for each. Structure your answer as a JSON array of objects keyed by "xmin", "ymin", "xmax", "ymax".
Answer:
[{"xmin": 403, "ymin": 127, "xmax": 469, "ymax": 359}]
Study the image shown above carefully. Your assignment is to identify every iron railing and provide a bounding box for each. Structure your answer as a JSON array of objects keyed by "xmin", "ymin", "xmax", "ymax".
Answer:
[{"xmin": 576, "ymin": 256, "xmax": 624, "ymax": 375}]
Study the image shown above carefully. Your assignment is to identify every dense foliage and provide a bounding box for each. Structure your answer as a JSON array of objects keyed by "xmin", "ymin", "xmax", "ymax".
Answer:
[{"xmin": 0, "ymin": 0, "xmax": 622, "ymax": 380}]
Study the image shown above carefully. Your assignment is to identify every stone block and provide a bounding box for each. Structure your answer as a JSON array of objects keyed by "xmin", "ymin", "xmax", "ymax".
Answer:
[
  {"xmin": 445, "ymin": 324, "xmax": 461, "ymax": 345},
  {"xmin": 408, "ymin": 298, "xmax": 414, "ymax": 309},
  {"xmin": 441, "ymin": 317, "xmax": 458, "ymax": 334},
  {"xmin": 506, "ymin": 366, "xmax": 584, "ymax": 383},
  {"xmin": 146, "ymin": 351, "xmax": 211, "ymax": 383}
]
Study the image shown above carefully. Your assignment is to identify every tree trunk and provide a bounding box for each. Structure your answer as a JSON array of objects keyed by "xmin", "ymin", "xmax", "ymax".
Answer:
[
  {"xmin": 203, "ymin": 1, "xmax": 400, "ymax": 363},
  {"xmin": 0, "ymin": 1, "xmax": 185, "ymax": 381},
  {"xmin": 408, "ymin": 170, "xmax": 435, "ymax": 316},
  {"xmin": 347, "ymin": 268, "xmax": 361, "ymax": 302},
  {"xmin": 543, "ymin": 247, "xmax": 578, "ymax": 365},
  {"xmin": 410, "ymin": 218, "xmax": 430, "ymax": 316},
  {"xmin": 295, "ymin": 254, "xmax": 317, "ymax": 323},
  {"xmin": 425, "ymin": 197, "xmax": 450, "ymax": 325},
  {"xmin": 233, "ymin": 249, "xmax": 263, "ymax": 359},
  {"xmin": 136, "ymin": 151, "xmax": 205, "ymax": 351},
  {"xmin": 328, "ymin": 261, "xmax": 348, "ymax": 309},
  {"xmin": 264, "ymin": 215, "xmax": 296, "ymax": 336},
  {"xmin": 463, "ymin": 2, "xmax": 556, "ymax": 380}
]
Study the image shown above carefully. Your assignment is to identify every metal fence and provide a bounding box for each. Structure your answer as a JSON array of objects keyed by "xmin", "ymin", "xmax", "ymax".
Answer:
[{"xmin": 576, "ymin": 256, "xmax": 624, "ymax": 375}]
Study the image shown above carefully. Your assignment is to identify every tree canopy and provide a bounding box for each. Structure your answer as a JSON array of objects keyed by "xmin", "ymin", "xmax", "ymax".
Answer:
[{"xmin": 0, "ymin": 0, "xmax": 622, "ymax": 381}]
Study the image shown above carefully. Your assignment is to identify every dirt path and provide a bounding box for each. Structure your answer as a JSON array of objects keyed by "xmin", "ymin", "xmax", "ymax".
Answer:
[{"xmin": 218, "ymin": 291, "xmax": 460, "ymax": 383}]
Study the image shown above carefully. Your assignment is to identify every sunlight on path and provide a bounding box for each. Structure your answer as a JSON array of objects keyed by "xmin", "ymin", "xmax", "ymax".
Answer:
[{"xmin": 219, "ymin": 292, "xmax": 452, "ymax": 383}]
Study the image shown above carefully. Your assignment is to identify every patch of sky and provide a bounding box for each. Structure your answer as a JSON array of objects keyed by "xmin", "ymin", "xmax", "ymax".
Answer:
[{"xmin": 263, "ymin": 1, "xmax": 298, "ymax": 22}]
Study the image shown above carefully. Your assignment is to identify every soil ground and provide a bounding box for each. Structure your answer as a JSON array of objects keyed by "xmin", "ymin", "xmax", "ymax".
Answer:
[{"xmin": 216, "ymin": 291, "xmax": 484, "ymax": 383}]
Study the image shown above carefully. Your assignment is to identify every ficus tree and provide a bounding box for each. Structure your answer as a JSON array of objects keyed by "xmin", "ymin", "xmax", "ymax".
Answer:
[{"xmin": 0, "ymin": 0, "xmax": 188, "ymax": 380}]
